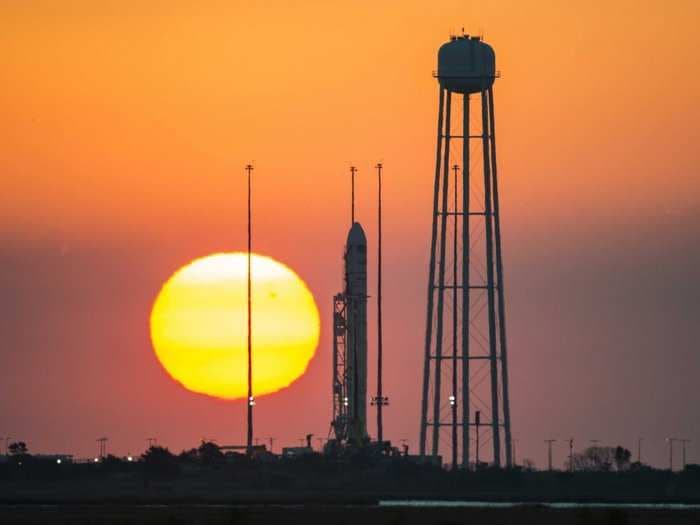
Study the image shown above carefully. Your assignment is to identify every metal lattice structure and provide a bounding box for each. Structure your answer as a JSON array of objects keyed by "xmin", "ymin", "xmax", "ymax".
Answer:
[
  {"xmin": 332, "ymin": 293, "xmax": 349, "ymax": 442},
  {"xmin": 419, "ymin": 35, "xmax": 512, "ymax": 469}
]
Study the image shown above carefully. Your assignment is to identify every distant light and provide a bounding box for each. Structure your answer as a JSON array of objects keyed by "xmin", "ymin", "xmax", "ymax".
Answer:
[
  {"xmin": 449, "ymin": 395, "xmax": 456, "ymax": 406},
  {"xmin": 127, "ymin": 456, "xmax": 133, "ymax": 462},
  {"xmin": 249, "ymin": 396, "xmax": 256, "ymax": 407},
  {"xmin": 56, "ymin": 459, "xmax": 62, "ymax": 464},
  {"xmin": 94, "ymin": 457, "xmax": 99, "ymax": 463}
]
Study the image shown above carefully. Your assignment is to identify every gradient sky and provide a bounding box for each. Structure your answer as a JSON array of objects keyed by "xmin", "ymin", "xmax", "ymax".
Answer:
[{"xmin": 1, "ymin": 0, "xmax": 699, "ymax": 469}]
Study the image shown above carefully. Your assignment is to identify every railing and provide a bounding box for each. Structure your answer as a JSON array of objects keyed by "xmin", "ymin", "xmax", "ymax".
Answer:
[{"xmin": 431, "ymin": 70, "xmax": 501, "ymax": 79}]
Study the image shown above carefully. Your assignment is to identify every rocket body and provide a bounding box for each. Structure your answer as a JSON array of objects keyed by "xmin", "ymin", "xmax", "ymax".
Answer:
[{"xmin": 345, "ymin": 222, "xmax": 368, "ymax": 443}]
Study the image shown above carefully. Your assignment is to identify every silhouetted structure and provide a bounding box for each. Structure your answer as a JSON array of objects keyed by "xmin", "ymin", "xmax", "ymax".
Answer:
[
  {"xmin": 97, "ymin": 437, "xmax": 108, "ymax": 459},
  {"xmin": 545, "ymin": 439, "xmax": 556, "ymax": 471},
  {"xmin": 419, "ymin": 35, "xmax": 513, "ymax": 468},
  {"xmin": 245, "ymin": 163, "xmax": 255, "ymax": 454},
  {"xmin": 371, "ymin": 162, "xmax": 389, "ymax": 442},
  {"xmin": 681, "ymin": 439, "xmax": 692, "ymax": 469},
  {"xmin": 332, "ymin": 220, "xmax": 369, "ymax": 446}
]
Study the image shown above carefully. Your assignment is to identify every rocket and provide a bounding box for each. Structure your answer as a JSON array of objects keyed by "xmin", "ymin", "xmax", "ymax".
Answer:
[{"xmin": 344, "ymin": 222, "xmax": 368, "ymax": 443}]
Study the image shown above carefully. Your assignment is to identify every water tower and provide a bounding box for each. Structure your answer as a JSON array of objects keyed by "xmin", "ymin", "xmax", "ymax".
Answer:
[{"xmin": 418, "ymin": 35, "xmax": 513, "ymax": 468}]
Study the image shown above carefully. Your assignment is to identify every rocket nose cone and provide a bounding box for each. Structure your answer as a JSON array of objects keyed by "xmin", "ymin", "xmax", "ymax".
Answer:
[{"xmin": 347, "ymin": 222, "xmax": 367, "ymax": 245}]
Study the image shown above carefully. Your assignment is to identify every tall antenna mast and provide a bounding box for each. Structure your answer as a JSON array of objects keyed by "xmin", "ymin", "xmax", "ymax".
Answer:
[
  {"xmin": 245, "ymin": 163, "xmax": 255, "ymax": 454},
  {"xmin": 373, "ymin": 162, "xmax": 388, "ymax": 442},
  {"xmin": 350, "ymin": 166, "xmax": 357, "ymax": 224}
]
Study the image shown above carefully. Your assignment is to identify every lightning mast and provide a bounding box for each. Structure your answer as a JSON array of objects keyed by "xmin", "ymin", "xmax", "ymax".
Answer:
[
  {"xmin": 372, "ymin": 163, "xmax": 389, "ymax": 442},
  {"xmin": 245, "ymin": 163, "xmax": 255, "ymax": 454}
]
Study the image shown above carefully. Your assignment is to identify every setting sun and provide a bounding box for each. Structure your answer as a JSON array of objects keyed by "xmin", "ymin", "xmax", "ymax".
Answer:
[{"xmin": 150, "ymin": 253, "xmax": 320, "ymax": 400}]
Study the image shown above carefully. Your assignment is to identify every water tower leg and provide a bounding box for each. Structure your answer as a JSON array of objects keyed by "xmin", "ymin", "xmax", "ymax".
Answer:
[
  {"xmin": 481, "ymin": 87, "xmax": 501, "ymax": 467},
  {"xmin": 488, "ymin": 86, "xmax": 513, "ymax": 468},
  {"xmin": 431, "ymin": 90, "xmax": 452, "ymax": 457},
  {"xmin": 420, "ymin": 87, "xmax": 445, "ymax": 457}
]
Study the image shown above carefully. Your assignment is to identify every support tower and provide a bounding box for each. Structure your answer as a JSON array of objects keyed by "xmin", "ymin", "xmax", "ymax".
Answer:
[{"xmin": 419, "ymin": 35, "xmax": 513, "ymax": 468}]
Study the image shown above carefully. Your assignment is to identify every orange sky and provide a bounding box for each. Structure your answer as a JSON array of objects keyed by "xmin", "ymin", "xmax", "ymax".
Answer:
[
  {"xmin": 1, "ymin": 1, "xmax": 699, "ymax": 467},
  {"xmin": 3, "ymin": 0, "xmax": 698, "ymax": 241}
]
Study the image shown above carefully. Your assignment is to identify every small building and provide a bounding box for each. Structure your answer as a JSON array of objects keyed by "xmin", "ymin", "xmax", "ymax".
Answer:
[
  {"xmin": 282, "ymin": 446, "xmax": 313, "ymax": 458},
  {"xmin": 32, "ymin": 454, "xmax": 74, "ymax": 464}
]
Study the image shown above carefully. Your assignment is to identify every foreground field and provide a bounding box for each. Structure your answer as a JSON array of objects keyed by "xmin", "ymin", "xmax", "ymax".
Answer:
[{"xmin": 1, "ymin": 504, "xmax": 699, "ymax": 525}]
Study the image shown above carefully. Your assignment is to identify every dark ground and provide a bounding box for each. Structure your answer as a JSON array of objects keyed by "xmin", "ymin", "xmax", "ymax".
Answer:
[
  {"xmin": 2, "ymin": 454, "xmax": 700, "ymax": 523},
  {"xmin": 1, "ymin": 504, "xmax": 699, "ymax": 525}
]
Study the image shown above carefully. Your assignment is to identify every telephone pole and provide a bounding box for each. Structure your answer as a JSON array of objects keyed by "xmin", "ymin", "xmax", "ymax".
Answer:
[
  {"xmin": 667, "ymin": 437, "xmax": 677, "ymax": 471},
  {"xmin": 97, "ymin": 437, "xmax": 108, "ymax": 459},
  {"xmin": 637, "ymin": 437, "xmax": 643, "ymax": 464},
  {"xmin": 568, "ymin": 438, "xmax": 574, "ymax": 472},
  {"xmin": 545, "ymin": 439, "xmax": 556, "ymax": 471},
  {"xmin": 680, "ymin": 439, "xmax": 691, "ymax": 470}
]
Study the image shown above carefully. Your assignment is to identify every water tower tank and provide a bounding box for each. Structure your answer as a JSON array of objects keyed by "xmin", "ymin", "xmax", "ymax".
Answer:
[{"xmin": 437, "ymin": 36, "xmax": 496, "ymax": 94}]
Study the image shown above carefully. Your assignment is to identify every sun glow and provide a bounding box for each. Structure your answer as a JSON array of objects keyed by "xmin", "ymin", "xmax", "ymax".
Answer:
[{"xmin": 150, "ymin": 253, "xmax": 320, "ymax": 400}]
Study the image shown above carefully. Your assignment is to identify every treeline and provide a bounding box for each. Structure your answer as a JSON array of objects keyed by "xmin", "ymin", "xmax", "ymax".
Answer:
[{"xmin": 2, "ymin": 441, "xmax": 700, "ymax": 503}]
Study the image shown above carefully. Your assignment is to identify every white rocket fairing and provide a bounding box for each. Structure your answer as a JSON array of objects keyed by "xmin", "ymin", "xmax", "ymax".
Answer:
[{"xmin": 344, "ymin": 222, "xmax": 368, "ymax": 443}]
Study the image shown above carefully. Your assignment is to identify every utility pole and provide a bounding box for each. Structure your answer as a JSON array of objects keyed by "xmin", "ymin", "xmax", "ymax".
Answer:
[
  {"xmin": 475, "ymin": 411, "xmax": 481, "ymax": 469},
  {"xmin": 680, "ymin": 439, "xmax": 691, "ymax": 470},
  {"xmin": 667, "ymin": 437, "xmax": 677, "ymax": 471},
  {"xmin": 267, "ymin": 437, "xmax": 275, "ymax": 453},
  {"xmin": 637, "ymin": 437, "xmax": 643, "ymax": 464},
  {"xmin": 146, "ymin": 437, "xmax": 157, "ymax": 448},
  {"xmin": 545, "ymin": 440, "xmax": 556, "ymax": 471},
  {"xmin": 568, "ymin": 438, "xmax": 574, "ymax": 472},
  {"xmin": 97, "ymin": 437, "xmax": 108, "ymax": 459},
  {"xmin": 245, "ymin": 163, "xmax": 255, "ymax": 455}
]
